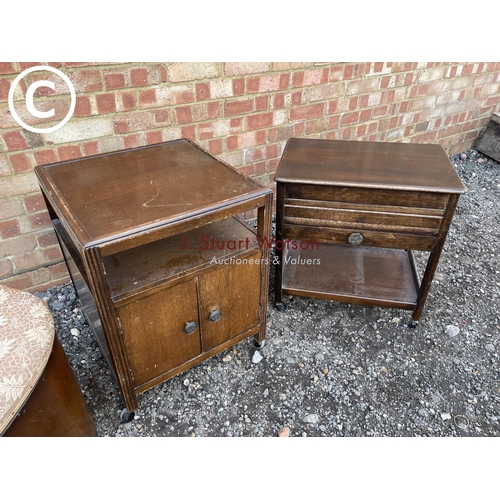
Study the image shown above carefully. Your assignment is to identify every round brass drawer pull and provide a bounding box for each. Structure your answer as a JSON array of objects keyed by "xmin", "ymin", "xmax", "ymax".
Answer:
[{"xmin": 348, "ymin": 233, "xmax": 363, "ymax": 246}]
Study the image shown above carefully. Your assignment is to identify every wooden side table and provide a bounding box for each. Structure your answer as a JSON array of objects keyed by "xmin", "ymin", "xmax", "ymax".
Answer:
[
  {"xmin": 274, "ymin": 138, "xmax": 466, "ymax": 326},
  {"xmin": 35, "ymin": 139, "xmax": 272, "ymax": 418}
]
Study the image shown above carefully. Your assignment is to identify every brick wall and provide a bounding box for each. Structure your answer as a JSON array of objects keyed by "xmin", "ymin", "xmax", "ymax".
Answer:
[{"xmin": 1, "ymin": 62, "xmax": 499, "ymax": 292}]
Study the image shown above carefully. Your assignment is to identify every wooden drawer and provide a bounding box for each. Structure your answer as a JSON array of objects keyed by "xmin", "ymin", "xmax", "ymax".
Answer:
[{"xmin": 283, "ymin": 183, "xmax": 449, "ymax": 250}]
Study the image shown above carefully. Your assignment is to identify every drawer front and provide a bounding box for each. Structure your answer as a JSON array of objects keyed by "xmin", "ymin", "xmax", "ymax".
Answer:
[
  {"xmin": 283, "ymin": 184, "xmax": 449, "ymax": 250},
  {"xmin": 283, "ymin": 223, "xmax": 437, "ymax": 251}
]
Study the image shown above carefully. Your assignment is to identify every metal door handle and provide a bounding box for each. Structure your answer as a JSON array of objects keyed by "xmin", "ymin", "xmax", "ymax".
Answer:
[
  {"xmin": 184, "ymin": 321, "xmax": 198, "ymax": 334},
  {"xmin": 209, "ymin": 309, "xmax": 222, "ymax": 323}
]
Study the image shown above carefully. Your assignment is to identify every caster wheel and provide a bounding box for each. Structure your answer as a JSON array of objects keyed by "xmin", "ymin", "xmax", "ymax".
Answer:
[
  {"xmin": 408, "ymin": 321, "xmax": 418, "ymax": 329},
  {"xmin": 119, "ymin": 409, "xmax": 135, "ymax": 423},
  {"xmin": 275, "ymin": 302, "xmax": 287, "ymax": 312},
  {"xmin": 253, "ymin": 339, "xmax": 266, "ymax": 350}
]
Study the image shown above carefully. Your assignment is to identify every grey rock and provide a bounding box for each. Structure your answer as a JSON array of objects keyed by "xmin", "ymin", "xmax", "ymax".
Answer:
[
  {"xmin": 252, "ymin": 350, "xmax": 263, "ymax": 364},
  {"xmin": 445, "ymin": 325, "xmax": 460, "ymax": 337},
  {"xmin": 303, "ymin": 414, "xmax": 320, "ymax": 424},
  {"xmin": 485, "ymin": 344, "xmax": 495, "ymax": 353}
]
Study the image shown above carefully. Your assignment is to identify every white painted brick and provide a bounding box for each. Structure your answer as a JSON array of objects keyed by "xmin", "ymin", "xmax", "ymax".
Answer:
[
  {"xmin": 162, "ymin": 127, "xmax": 183, "ymax": 141},
  {"xmin": 210, "ymin": 80, "xmax": 233, "ymax": 99},
  {"xmin": 98, "ymin": 136, "xmax": 124, "ymax": 154},
  {"xmin": 0, "ymin": 156, "xmax": 10, "ymax": 175},
  {"xmin": 43, "ymin": 117, "xmax": 113, "ymax": 144},
  {"xmin": 168, "ymin": 63, "xmax": 221, "ymax": 82},
  {"xmin": 219, "ymin": 150, "xmax": 243, "ymax": 167},
  {"xmin": 273, "ymin": 110, "xmax": 287, "ymax": 126}
]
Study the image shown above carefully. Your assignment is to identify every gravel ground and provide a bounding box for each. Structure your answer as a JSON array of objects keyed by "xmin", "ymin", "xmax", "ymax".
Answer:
[{"xmin": 37, "ymin": 148, "xmax": 500, "ymax": 437}]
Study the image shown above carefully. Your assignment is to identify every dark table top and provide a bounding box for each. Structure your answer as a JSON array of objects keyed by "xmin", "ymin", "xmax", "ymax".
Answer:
[
  {"xmin": 36, "ymin": 139, "xmax": 266, "ymax": 247},
  {"xmin": 275, "ymin": 138, "xmax": 466, "ymax": 194}
]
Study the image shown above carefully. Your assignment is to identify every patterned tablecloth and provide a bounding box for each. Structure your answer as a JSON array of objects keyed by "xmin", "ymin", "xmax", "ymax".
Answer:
[{"xmin": 0, "ymin": 285, "xmax": 54, "ymax": 435}]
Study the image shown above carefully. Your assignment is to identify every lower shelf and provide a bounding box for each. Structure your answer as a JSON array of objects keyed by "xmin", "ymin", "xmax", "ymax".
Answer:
[{"xmin": 281, "ymin": 242, "xmax": 420, "ymax": 309}]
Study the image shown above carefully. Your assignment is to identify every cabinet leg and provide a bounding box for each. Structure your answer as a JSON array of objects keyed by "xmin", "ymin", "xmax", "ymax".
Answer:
[{"xmin": 253, "ymin": 338, "xmax": 266, "ymax": 350}]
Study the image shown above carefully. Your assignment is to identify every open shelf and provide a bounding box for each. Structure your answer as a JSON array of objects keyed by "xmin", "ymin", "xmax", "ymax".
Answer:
[
  {"xmin": 102, "ymin": 216, "xmax": 261, "ymax": 303},
  {"xmin": 281, "ymin": 241, "xmax": 420, "ymax": 309}
]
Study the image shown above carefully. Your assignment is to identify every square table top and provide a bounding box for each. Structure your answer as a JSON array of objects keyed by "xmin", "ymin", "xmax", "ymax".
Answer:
[
  {"xmin": 35, "ymin": 139, "xmax": 266, "ymax": 247},
  {"xmin": 275, "ymin": 138, "xmax": 466, "ymax": 194}
]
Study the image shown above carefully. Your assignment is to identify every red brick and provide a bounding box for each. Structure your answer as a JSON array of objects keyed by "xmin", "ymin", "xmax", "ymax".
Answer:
[
  {"xmin": 208, "ymin": 139, "xmax": 223, "ymax": 155},
  {"xmin": 96, "ymin": 93, "xmax": 117, "ymax": 113},
  {"xmin": 71, "ymin": 69, "xmax": 102, "ymax": 93},
  {"xmin": 118, "ymin": 91, "xmax": 137, "ymax": 111},
  {"xmin": 225, "ymin": 98, "xmax": 254, "ymax": 116},
  {"xmin": 83, "ymin": 142, "xmax": 99, "ymax": 155},
  {"xmin": 256, "ymin": 95, "xmax": 269, "ymax": 111},
  {"xmin": 155, "ymin": 109, "xmax": 169, "ymax": 123},
  {"xmin": 246, "ymin": 76, "xmax": 260, "ymax": 93},
  {"xmin": 343, "ymin": 64, "xmax": 355, "ymax": 80},
  {"xmin": 0, "ymin": 273, "xmax": 34, "ymax": 291},
  {"xmin": 359, "ymin": 109, "xmax": 372, "ymax": 122},
  {"xmin": 328, "ymin": 101, "xmax": 338, "ymax": 114},
  {"xmin": 24, "ymin": 193, "xmax": 46, "ymax": 213},
  {"xmin": 328, "ymin": 115, "xmax": 340, "ymax": 129},
  {"xmin": 105, "ymin": 72, "xmax": 126, "ymax": 90},
  {"xmin": 57, "ymin": 145, "xmax": 82, "ymax": 161},
  {"xmin": 65, "ymin": 62, "xmax": 101, "ymax": 67},
  {"xmin": 199, "ymin": 123, "xmax": 214, "ymax": 140},
  {"xmin": 0, "ymin": 258, "xmax": 13, "ymax": 278},
  {"xmin": 0, "ymin": 77, "xmax": 13, "ymax": 101},
  {"xmin": 247, "ymin": 112, "xmax": 273, "ymax": 130},
  {"xmin": 292, "ymin": 91, "xmax": 303, "ymax": 106},
  {"xmin": 9, "ymin": 153, "xmax": 32, "ymax": 173},
  {"xmin": 0, "ymin": 219, "xmax": 21, "ymax": 239},
  {"xmin": 74, "ymin": 96, "xmax": 92, "ymax": 117},
  {"xmin": 0, "ymin": 233, "xmax": 37, "ymax": 259},
  {"xmin": 291, "ymin": 72, "xmax": 304, "ymax": 87},
  {"xmin": 28, "ymin": 211, "xmax": 51, "ymax": 230},
  {"xmin": 49, "ymin": 261, "xmax": 69, "ymax": 280},
  {"xmin": 3, "ymin": 131, "xmax": 29, "ymax": 151},
  {"xmin": 232, "ymin": 79, "xmax": 244, "ymax": 96},
  {"xmin": 34, "ymin": 149, "xmax": 58, "ymax": 166},
  {"xmin": 266, "ymin": 157, "xmax": 280, "ymax": 173},
  {"xmin": 196, "ymin": 82, "xmax": 210, "ymax": 101},
  {"xmin": 180, "ymin": 125, "xmax": 196, "ymax": 141},
  {"xmin": 176, "ymin": 106, "xmax": 193, "ymax": 124},
  {"xmin": 290, "ymin": 103, "xmax": 324, "ymax": 121},
  {"xmin": 123, "ymin": 134, "xmax": 141, "ymax": 149},
  {"xmin": 37, "ymin": 230, "xmax": 58, "ymax": 247},
  {"xmin": 341, "ymin": 112, "xmax": 360, "ymax": 126},
  {"xmin": 146, "ymin": 130, "xmax": 163, "ymax": 144},
  {"xmin": 0, "ymin": 63, "xmax": 16, "ymax": 75},
  {"xmin": 42, "ymin": 246, "xmax": 63, "ymax": 262},
  {"xmin": 139, "ymin": 88, "xmax": 157, "ymax": 106},
  {"xmin": 130, "ymin": 68, "xmax": 149, "ymax": 86},
  {"xmin": 273, "ymin": 93, "xmax": 285, "ymax": 108}
]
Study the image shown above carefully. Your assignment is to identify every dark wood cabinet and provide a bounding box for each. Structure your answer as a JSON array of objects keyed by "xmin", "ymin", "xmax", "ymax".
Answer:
[
  {"xmin": 35, "ymin": 139, "xmax": 272, "ymax": 414},
  {"xmin": 274, "ymin": 138, "xmax": 466, "ymax": 326}
]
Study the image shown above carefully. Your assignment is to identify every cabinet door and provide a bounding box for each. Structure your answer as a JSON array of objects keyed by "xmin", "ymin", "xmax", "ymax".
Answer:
[
  {"xmin": 198, "ymin": 257, "xmax": 261, "ymax": 352},
  {"xmin": 117, "ymin": 279, "xmax": 201, "ymax": 387}
]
